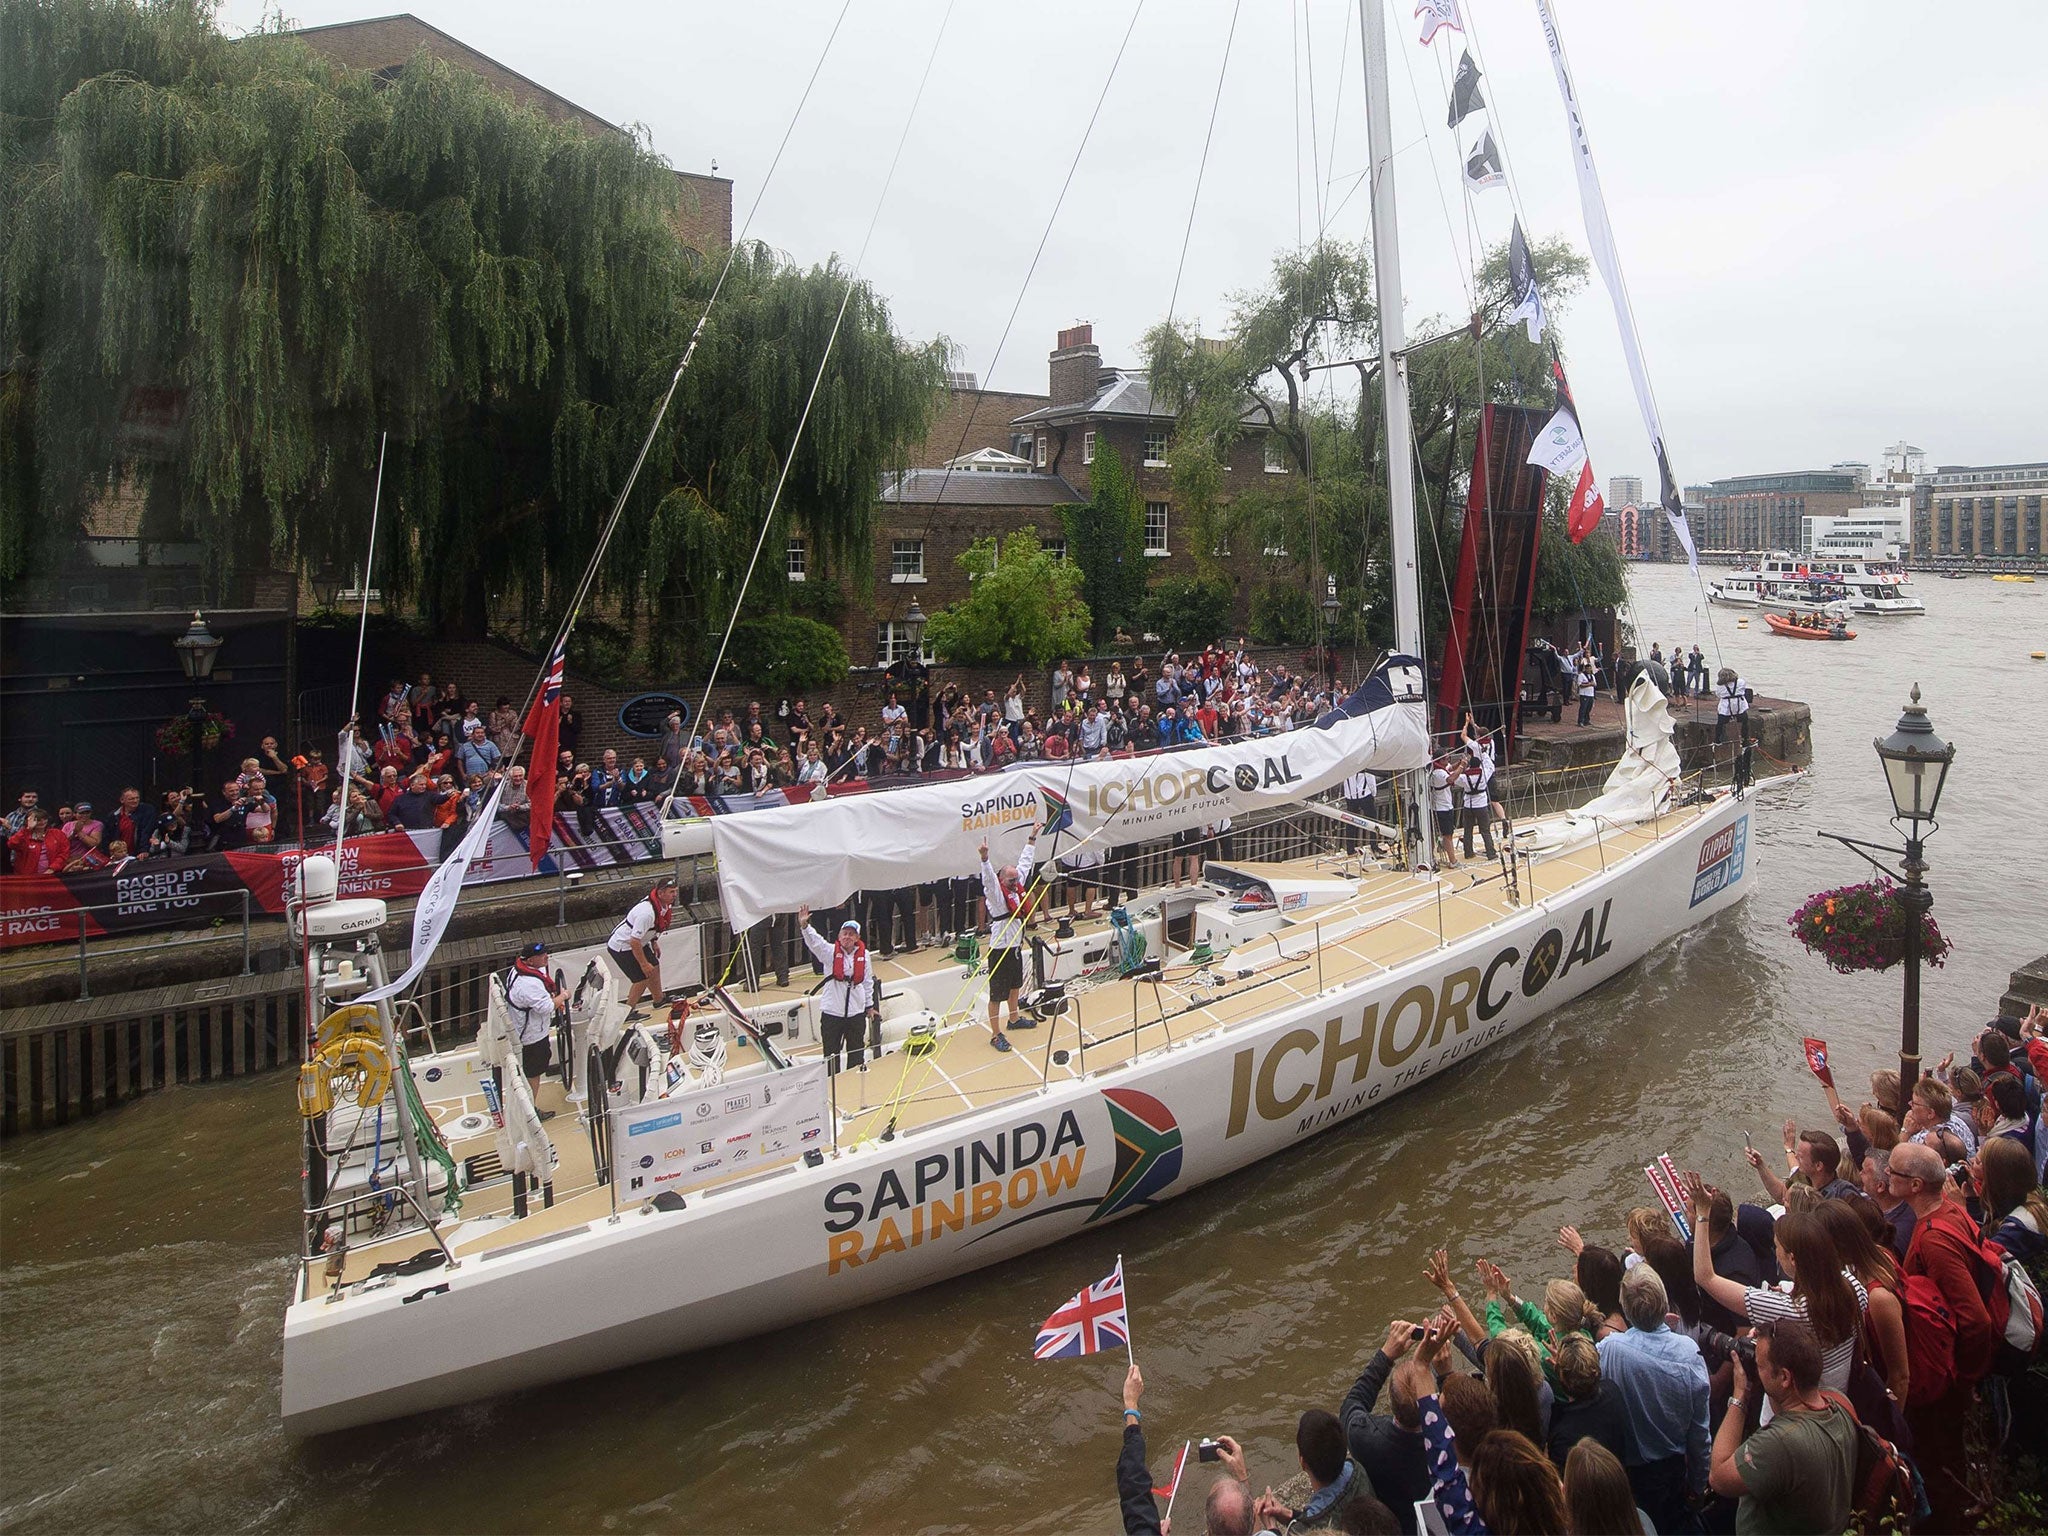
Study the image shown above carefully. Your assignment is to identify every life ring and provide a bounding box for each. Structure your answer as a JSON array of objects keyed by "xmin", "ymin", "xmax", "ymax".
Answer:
[
  {"xmin": 315, "ymin": 1034, "xmax": 392, "ymax": 1109},
  {"xmin": 315, "ymin": 1003, "xmax": 382, "ymax": 1053}
]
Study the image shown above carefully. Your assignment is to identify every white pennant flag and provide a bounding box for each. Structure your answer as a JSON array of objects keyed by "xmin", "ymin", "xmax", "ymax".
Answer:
[
  {"xmin": 357, "ymin": 781, "xmax": 505, "ymax": 1004},
  {"xmin": 1415, "ymin": 0, "xmax": 1463, "ymax": 44},
  {"xmin": 1463, "ymin": 131, "xmax": 1505, "ymax": 192},
  {"xmin": 1526, "ymin": 407, "xmax": 1586, "ymax": 476}
]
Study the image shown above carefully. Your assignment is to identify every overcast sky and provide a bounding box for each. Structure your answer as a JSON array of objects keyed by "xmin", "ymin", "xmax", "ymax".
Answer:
[{"xmin": 225, "ymin": 0, "xmax": 2047, "ymax": 486}]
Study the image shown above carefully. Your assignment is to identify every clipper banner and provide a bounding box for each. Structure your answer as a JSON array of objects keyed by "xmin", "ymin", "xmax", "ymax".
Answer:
[
  {"xmin": 710, "ymin": 660, "xmax": 1429, "ymax": 930},
  {"xmin": 614, "ymin": 1061, "xmax": 830, "ymax": 1197}
]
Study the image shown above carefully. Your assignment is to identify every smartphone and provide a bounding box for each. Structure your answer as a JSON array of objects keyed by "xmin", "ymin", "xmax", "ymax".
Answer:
[
  {"xmin": 1742, "ymin": 1130, "xmax": 1754, "ymax": 1153},
  {"xmin": 1410, "ymin": 1325, "xmax": 1427, "ymax": 1340},
  {"xmin": 1197, "ymin": 1439, "xmax": 1222, "ymax": 1463}
]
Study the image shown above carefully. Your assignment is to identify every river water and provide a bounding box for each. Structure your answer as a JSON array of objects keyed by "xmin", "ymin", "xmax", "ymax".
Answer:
[{"xmin": 3, "ymin": 566, "xmax": 2043, "ymax": 1535}]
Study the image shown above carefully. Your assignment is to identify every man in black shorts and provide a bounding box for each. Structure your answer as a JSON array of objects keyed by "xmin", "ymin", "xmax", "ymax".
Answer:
[
  {"xmin": 606, "ymin": 876, "xmax": 676, "ymax": 1020},
  {"xmin": 977, "ymin": 827, "xmax": 1038, "ymax": 1052}
]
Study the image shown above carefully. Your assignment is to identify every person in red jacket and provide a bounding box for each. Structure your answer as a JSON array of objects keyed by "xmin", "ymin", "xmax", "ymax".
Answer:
[
  {"xmin": 7, "ymin": 810, "xmax": 69, "ymax": 876},
  {"xmin": 1891, "ymin": 1140, "xmax": 2001, "ymax": 1531}
]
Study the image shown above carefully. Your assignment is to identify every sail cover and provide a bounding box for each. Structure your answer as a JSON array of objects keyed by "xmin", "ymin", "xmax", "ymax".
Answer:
[{"xmin": 709, "ymin": 657, "xmax": 1428, "ymax": 930}]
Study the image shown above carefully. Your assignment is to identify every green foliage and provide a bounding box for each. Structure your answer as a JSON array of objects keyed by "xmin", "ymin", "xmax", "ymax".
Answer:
[
  {"xmin": 568, "ymin": 618, "xmax": 635, "ymax": 686},
  {"xmin": 1532, "ymin": 490, "xmax": 1630, "ymax": 616},
  {"xmin": 1141, "ymin": 576, "xmax": 1233, "ymax": 650},
  {"xmin": 1059, "ymin": 444, "xmax": 1147, "ymax": 650},
  {"xmin": 0, "ymin": 0, "xmax": 945, "ymax": 641},
  {"xmin": 728, "ymin": 613, "xmax": 850, "ymax": 694},
  {"xmin": 784, "ymin": 575, "xmax": 847, "ymax": 626},
  {"xmin": 923, "ymin": 531, "xmax": 1088, "ymax": 667},
  {"xmin": 1141, "ymin": 233, "xmax": 1596, "ymax": 652},
  {"xmin": 1249, "ymin": 581, "xmax": 1315, "ymax": 646}
]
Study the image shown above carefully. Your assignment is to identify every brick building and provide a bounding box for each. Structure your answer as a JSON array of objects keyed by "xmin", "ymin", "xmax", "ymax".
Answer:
[
  {"xmin": 845, "ymin": 325, "xmax": 1296, "ymax": 663},
  {"xmin": 1690, "ymin": 470, "xmax": 1863, "ymax": 557},
  {"xmin": 1911, "ymin": 461, "xmax": 2047, "ymax": 560},
  {"xmin": 289, "ymin": 14, "xmax": 732, "ymax": 256}
]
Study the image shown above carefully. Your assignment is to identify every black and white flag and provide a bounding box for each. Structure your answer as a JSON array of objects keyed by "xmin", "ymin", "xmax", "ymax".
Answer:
[
  {"xmin": 1448, "ymin": 50, "xmax": 1485, "ymax": 129},
  {"xmin": 1505, "ymin": 220, "xmax": 1546, "ymax": 342},
  {"xmin": 1463, "ymin": 131, "xmax": 1505, "ymax": 192}
]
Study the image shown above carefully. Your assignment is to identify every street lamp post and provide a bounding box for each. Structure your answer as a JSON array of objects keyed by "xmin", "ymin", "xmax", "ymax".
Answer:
[
  {"xmin": 1872, "ymin": 685, "xmax": 1954, "ymax": 1101},
  {"xmin": 900, "ymin": 598, "xmax": 927, "ymax": 660},
  {"xmin": 173, "ymin": 611, "xmax": 224, "ymax": 796},
  {"xmin": 1821, "ymin": 683, "xmax": 1955, "ymax": 1102}
]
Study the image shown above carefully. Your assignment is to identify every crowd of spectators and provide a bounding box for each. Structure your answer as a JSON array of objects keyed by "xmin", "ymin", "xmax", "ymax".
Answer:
[
  {"xmin": 1, "ymin": 645, "xmax": 1351, "ymax": 877},
  {"xmin": 1114, "ymin": 1007, "xmax": 2048, "ymax": 1535}
]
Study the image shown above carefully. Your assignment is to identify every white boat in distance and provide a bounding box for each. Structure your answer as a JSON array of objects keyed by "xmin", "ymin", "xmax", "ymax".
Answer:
[
  {"xmin": 277, "ymin": 0, "xmax": 1783, "ymax": 1435},
  {"xmin": 1713, "ymin": 550, "xmax": 1925, "ymax": 615}
]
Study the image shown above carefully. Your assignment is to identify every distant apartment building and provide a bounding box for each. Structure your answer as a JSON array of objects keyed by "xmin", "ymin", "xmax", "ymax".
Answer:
[
  {"xmin": 1607, "ymin": 474, "xmax": 1643, "ymax": 510},
  {"xmin": 1803, "ymin": 508, "xmax": 1909, "ymax": 560},
  {"xmin": 1911, "ymin": 461, "xmax": 2048, "ymax": 559},
  {"xmin": 1691, "ymin": 470, "xmax": 1864, "ymax": 555}
]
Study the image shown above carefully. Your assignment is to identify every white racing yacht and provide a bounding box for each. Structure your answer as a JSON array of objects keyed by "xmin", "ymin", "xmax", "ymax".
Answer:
[{"xmin": 277, "ymin": 0, "xmax": 1790, "ymax": 1434}]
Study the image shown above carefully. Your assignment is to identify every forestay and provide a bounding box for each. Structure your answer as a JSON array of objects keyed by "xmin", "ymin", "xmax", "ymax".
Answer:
[{"xmin": 709, "ymin": 658, "xmax": 1428, "ymax": 930}]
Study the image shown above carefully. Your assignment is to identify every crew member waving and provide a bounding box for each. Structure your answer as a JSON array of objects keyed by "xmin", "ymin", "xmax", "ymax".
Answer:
[
  {"xmin": 1456, "ymin": 750, "xmax": 1496, "ymax": 861},
  {"xmin": 607, "ymin": 875, "xmax": 678, "ymax": 1021},
  {"xmin": 979, "ymin": 827, "xmax": 1039, "ymax": 1052},
  {"xmin": 506, "ymin": 939, "xmax": 566, "ymax": 1084},
  {"xmin": 796, "ymin": 907, "xmax": 880, "ymax": 1073}
]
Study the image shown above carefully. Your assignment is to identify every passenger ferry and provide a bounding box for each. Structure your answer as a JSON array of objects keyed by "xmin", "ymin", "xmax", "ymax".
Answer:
[
  {"xmin": 1706, "ymin": 573, "xmax": 1768, "ymax": 608},
  {"xmin": 1722, "ymin": 551, "xmax": 1925, "ymax": 615}
]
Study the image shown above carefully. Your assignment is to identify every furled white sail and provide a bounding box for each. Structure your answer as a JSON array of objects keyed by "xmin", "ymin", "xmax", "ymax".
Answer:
[
  {"xmin": 1519, "ymin": 669, "xmax": 1680, "ymax": 854},
  {"xmin": 709, "ymin": 658, "xmax": 1428, "ymax": 930}
]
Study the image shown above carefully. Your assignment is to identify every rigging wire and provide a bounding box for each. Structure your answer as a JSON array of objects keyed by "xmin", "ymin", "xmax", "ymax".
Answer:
[
  {"xmin": 502, "ymin": 0, "xmax": 857, "ymax": 744},
  {"xmin": 1164, "ymin": 0, "xmax": 1241, "ymax": 333},
  {"xmin": 878, "ymin": 0, "xmax": 1150, "ymax": 640},
  {"xmin": 683, "ymin": 0, "xmax": 963, "ymax": 795},
  {"xmin": 1453, "ymin": 1, "xmax": 1725, "ymax": 669}
]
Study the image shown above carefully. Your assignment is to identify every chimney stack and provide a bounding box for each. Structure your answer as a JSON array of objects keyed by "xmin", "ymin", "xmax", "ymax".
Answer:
[{"xmin": 1048, "ymin": 324, "xmax": 1101, "ymax": 408}]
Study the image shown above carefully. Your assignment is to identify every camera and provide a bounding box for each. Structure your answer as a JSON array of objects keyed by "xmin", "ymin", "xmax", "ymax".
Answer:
[{"xmin": 1197, "ymin": 1439, "xmax": 1222, "ymax": 1463}]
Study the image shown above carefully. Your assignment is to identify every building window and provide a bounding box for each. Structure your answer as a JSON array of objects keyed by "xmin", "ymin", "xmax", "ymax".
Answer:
[
  {"xmin": 877, "ymin": 622, "xmax": 933, "ymax": 665},
  {"xmin": 1144, "ymin": 501, "xmax": 1170, "ymax": 555},
  {"xmin": 890, "ymin": 539, "xmax": 925, "ymax": 582},
  {"xmin": 1036, "ymin": 434, "xmax": 1048, "ymax": 467},
  {"xmin": 1046, "ymin": 537, "xmax": 1068, "ymax": 564},
  {"xmin": 1082, "ymin": 430, "xmax": 1095, "ymax": 465},
  {"xmin": 786, "ymin": 537, "xmax": 807, "ymax": 581},
  {"xmin": 1264, "ymin": 436, "xmax": 1288, "ymax": 474},
  {"xmin": 1143, "ymin": 431, "xmax": 1169, "ymax": 467},
  {"xmin": 1012, "ymin": 431, "xmax": 1034, "ymax": 461}
]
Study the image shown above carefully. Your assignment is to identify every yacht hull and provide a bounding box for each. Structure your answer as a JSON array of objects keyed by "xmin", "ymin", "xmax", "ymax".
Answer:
[{"xmin": 281, "ymin": 791, "xmax": 1759, "ymax": 1434}]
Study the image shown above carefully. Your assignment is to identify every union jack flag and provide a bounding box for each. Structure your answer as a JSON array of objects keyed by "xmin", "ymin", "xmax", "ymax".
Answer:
[
  {"xmin": 538, "ymin": 637, "xmax": 566, "ymax": 707},
  {"xmin": 1034, "ymin": 1258, "xmax": 1129, "ymax": 1360}
]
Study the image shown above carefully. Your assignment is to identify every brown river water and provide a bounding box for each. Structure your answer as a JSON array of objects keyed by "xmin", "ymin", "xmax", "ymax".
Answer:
[{"xmin": 3, "ymin": 565, "xmax": 2044, "ymax": 1534}]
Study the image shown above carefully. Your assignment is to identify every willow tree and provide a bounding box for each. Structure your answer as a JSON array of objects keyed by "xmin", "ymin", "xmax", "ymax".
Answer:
[
  {"xmin": 2, "ymin": 0, "xmax": 945, "ymax": 649},
  {"xmin": 1141, "ymin": 234, "xmax": 1617, "ymax": 651}
]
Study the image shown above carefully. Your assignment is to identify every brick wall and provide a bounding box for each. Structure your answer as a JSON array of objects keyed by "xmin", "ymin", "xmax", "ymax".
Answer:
[
  {"xmin": 289, "ymin": 15, "xmax": 732, "ymax": 255},
  {"xmin": 911, "ymin": 387, "xmax": 1049, "ymax": 467}
]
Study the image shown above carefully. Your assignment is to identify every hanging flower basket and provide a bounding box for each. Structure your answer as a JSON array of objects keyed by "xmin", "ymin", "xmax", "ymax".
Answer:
[
  {"xmin": 156, "ymin": 708, "xmax": 237, "ymax": 758},
  {"xmin": 1788, "ymin": 879, "xmax": 1950, "ymax": 975}
]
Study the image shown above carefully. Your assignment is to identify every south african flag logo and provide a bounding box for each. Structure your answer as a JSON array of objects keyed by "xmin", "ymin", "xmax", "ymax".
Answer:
[
  {"xmin": 1040, "ymin": 785, "xmax": 1074, "ymax": 838},
  {"xmin": 1088, "ymin": 1088, "xmax": 1184, "ymax": 1222}
]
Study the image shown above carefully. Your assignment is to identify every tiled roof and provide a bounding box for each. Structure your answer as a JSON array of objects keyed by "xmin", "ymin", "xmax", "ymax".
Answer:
[
  {"xmin": 880, "ymin": 469, "xmax": 1083, "ymax": 506},
  {"xmin": 1011, "ymin": 371, "xmax": 1162, "ymax": 426}
]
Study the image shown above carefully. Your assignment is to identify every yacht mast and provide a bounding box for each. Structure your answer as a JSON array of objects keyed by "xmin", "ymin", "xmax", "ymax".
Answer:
[{"xmin": 1357, "ymin": 0, "xmax": 1433, "ymax": 868}]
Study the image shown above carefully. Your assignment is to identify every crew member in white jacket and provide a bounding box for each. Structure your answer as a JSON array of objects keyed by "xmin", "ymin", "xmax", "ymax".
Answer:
[
  {"xmin": 795, "ymin": 907, "xmax": 880, "ymax": 1072},
  {"xmin": 979, "ymin": 827, "xmax": 1038, "ymax": 1052}
]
